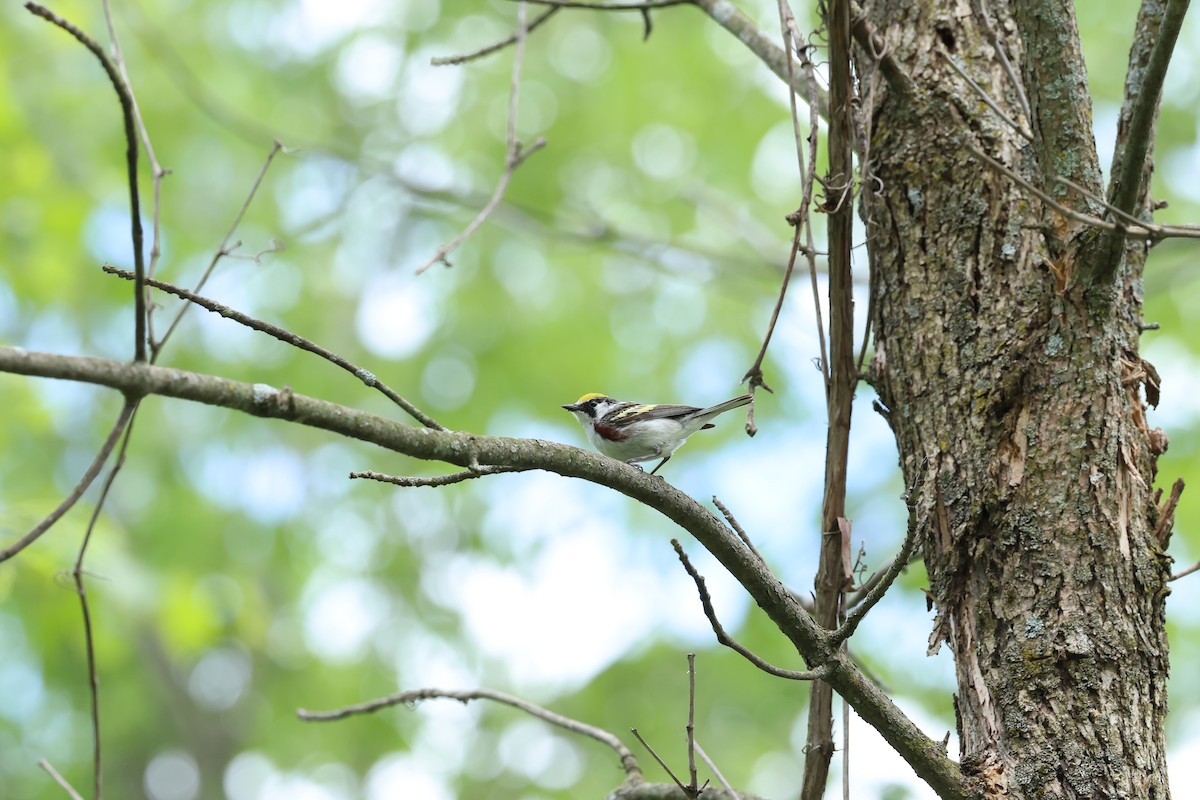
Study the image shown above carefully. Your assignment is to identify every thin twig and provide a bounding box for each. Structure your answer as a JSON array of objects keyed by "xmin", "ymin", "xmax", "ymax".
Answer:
[
  {"xmin": 100, "ymin": 0, "xmax": 170, "ymax": 293},
  {"xmin": 154, "ymin": 141, "xmax": 285, "ymax": 357},
  {"xmin": 104, "ymin": 266, "xmax": 445, "ymax": 430},
  {"xmin": 686, "ymin": 653, "xmax": 698, "ymax": 791},
  {"xmin": 742, "ymin": 209, "xmax": 804, "ymax": 404},
  {"xmin": 299, "ymin": 687, "xmax": 641, "ymax": 779},
  {"xmin": 842, "ymin": 696, "xmax": 850, "ymax": 800},
  {"xmin": 794, "ymin": 15, "xmax": 831, "ymax": 392},
  {"xmin": 26, "ymin": 3, "xmax": 146, "ymax": 362},
  {"xmin": 831, "ymin": 483, "xmax": 921, "ymax": 645},
  {"xmin": 935, "ymin": 48, "xmax": 1032, "ymax": 141},
  {"xmin": 1053, "ymin": 172, "xmax": 1152, "ymax": 232},
  {"xmin": 0, "ymin": 402, "xmax": 136, "ymax": 564},
  {"xmin": 672, "ymin": 540, "xmax": 828, "ymax": 681},
  {"xmin": 803, "ymin": 0, "xmax": 858, "ymax": 793},
  {"xmin": 432, "ymin": 7, "xmax": 560, "ymax": 65},
  {"xmin": 845, "ymin": 557, "xmax": 892, "ymax": 608},
  {"xmin": 508, "ymin": 0, "xmax": 689, "ymax": 8},
  {"xmin": 712, "ymin": 496, "xmax": 766, "ymax": 564},
  {"xmin": 969, "ymin": 0, "xmax": 1031, "ymax": 125},
  {"xmin": 417, "ymin": 2, "xmax": 544, "ymax": 274},
  {"xmin": 967, "ymin": 145, "xmax": 1149, "ymax": 237},
  {"xmin": 962, "ymin": 146, "xmax": 1200, "ymax": 244},
  {"xmin": 71, "ymin": 417, "xmax": 136, "ymax": 800},
  {"xmin": 350, "ymin": 467, "xmax": 523, "ymax": 486},
  {"xmin": 38, "ymin": 759, "xmax": 86, "ymax": 800},
  {"xmin": 830, "ymin": 521, "xmax": 918, "ymax": 645},
  {"xmin": 693, "ymin": 740, "xmax": 735, "ymax": 794},
  {"xmin": 630, "ymin": 728, "xmax": 690, "ymax": 795},
  {"xmin": 1172, "ymin": 559, "xmax": 1200, "ymax": 582},
  {"xmin": 739, "ymin": 1, "xmax": 829, "ymax": 393}
]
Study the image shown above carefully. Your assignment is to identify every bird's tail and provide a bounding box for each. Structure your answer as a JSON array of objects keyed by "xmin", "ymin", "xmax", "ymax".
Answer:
[{"xmin": 696, "ymin": 394, "xmax": 753, "ymax": 422}]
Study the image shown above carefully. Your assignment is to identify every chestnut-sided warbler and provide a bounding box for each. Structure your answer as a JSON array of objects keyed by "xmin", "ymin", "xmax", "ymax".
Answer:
[{"xmin": 562, "ymin": 393, "xmax": 753, "ymax": 474}]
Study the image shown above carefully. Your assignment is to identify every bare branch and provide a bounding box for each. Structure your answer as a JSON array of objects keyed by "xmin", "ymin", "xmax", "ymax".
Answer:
[
  {"xmin": 153, "ymin": 141, "xmax": 285, "ymax": 357},
  {"xmin": 964, "ymin": 145, "xmax": 1200, "ymax": 243},
  {"xmin": 935, "ymin": 48, "xmax": 1032, "ymax": 140},
  {"xmin": 70, "ymin": 412, "xmax": 146, "ymax": 800},
  {"xmin": 38, "ymin": 759, "xmax": 86, "ymax": 800},
  {"xmin": 432, "ymin": 7, "xmax": 560, "ymax": 65},
  {"xmin": 712, "ymin": 496, "xmax": 766, "ymax": 565},
  {"xmin": 967, "ymin": 0, "xmax": 1030, "ymax": 124},
  {"xmin": 692, "ymin": 0, "xmax": 829, "ymax": 116},
  {"xmin": 104, "ymin": 266, "xmax": 444, "ymax": 430},
  {"xmin": 803, "ymin": 0, "xmax": 859, "ymax": 791},
  {"xmin": 298, "ymin": 687, "xmax": 642, "ymax": 780},
  {"xmin": 0, "ymin": 345, "xmax": 971, "ymax": 799},
  {"xmin": 1172, "ymin": 559, "xmax": 1200, "ymax": 582},
  {"xmin": 830, "ymin": 510, "xmax": 919, "ymax": 646},
  {"xmin": 350, "ymin": 467, "xmax": 525, "ymax": 486},
  {"xmin": 686, "ymin": 653, "xmax": 698, "ymax": 791},
  {"xmin": 0, "ymin": 401, "xmax": 136, "ymax": 564},
  {"xmin": 1099, "ymin": 0, "xmax": 1190, "ymax": 280},
  {"xmin": 630, "ymin": 728, "xmax": 690, "ymax": 796},
  {"xmin": 26, "ymin": 3, "xmax": 147, "ymax": 361},
  {"xmin": 512, "ymin": 0, "xmax": 689, "ymax": 9},
  {"xmin": 417, "ymin": 2, "xmax": 544, "ymax": 274},
  {"xmin": 100, "ymin": 0, "xmax": 170, "ymax": 285},
  {"xmin": 1054, "ymin": 172, "xmax": 1150, "ymax": 231},
  {"xmin": 693, "ymin": 740, "xmax": 736, "ymax": 794},
  {"xmin": 672, "ymin": 539, "xmax": 828, "ymax": 681}
]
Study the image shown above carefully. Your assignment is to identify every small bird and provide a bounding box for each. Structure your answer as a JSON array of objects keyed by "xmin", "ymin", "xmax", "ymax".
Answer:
[{"xmin": 562, "ymin": 393, "xmax": 753, "ymax": 475}]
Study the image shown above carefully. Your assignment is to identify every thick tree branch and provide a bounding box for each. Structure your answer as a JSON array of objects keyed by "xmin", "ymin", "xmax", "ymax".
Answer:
[{"xmin": 0, "ymin": 345, "xmax": 974, "ymax": 799}]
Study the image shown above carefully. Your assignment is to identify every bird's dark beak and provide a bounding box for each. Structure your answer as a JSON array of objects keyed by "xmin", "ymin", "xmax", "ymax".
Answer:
[{"xmin": 562, "ymin": 403, "xmax": 579, "ymax": 412}]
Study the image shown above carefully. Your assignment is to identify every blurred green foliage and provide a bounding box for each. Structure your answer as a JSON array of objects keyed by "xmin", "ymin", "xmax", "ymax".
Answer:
[{"xmin": 1, "ymin": 1, "xmax": 1198, "ymax": 798}]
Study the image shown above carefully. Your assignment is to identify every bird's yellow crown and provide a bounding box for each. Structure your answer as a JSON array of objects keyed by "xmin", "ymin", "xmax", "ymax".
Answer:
[{"xmin": 575, "ymin": 392, "xmax": 608, "ymax": 403}]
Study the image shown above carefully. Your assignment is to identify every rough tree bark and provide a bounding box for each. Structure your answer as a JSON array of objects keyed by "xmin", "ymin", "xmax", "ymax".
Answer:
[{"xmin": 860, "ymin": 1, "xmax": 1172, "ymax": 798}]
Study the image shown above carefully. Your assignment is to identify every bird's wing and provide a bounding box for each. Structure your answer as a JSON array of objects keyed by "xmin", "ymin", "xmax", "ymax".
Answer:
[{"xmin": 607, "ymin": 403, "xmax": 700, "ymax": 424}]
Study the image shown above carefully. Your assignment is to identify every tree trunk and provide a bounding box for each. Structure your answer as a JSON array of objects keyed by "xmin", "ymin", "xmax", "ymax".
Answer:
[{"xmin": 859, "ymin": 1, "xmax": 1172, "ymax": 797}]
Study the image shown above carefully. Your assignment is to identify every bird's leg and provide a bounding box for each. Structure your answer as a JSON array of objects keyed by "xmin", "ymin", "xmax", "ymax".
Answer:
[{"xmin": 649, "ymin": 456, "xmax": 671, "ymax": 475}]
